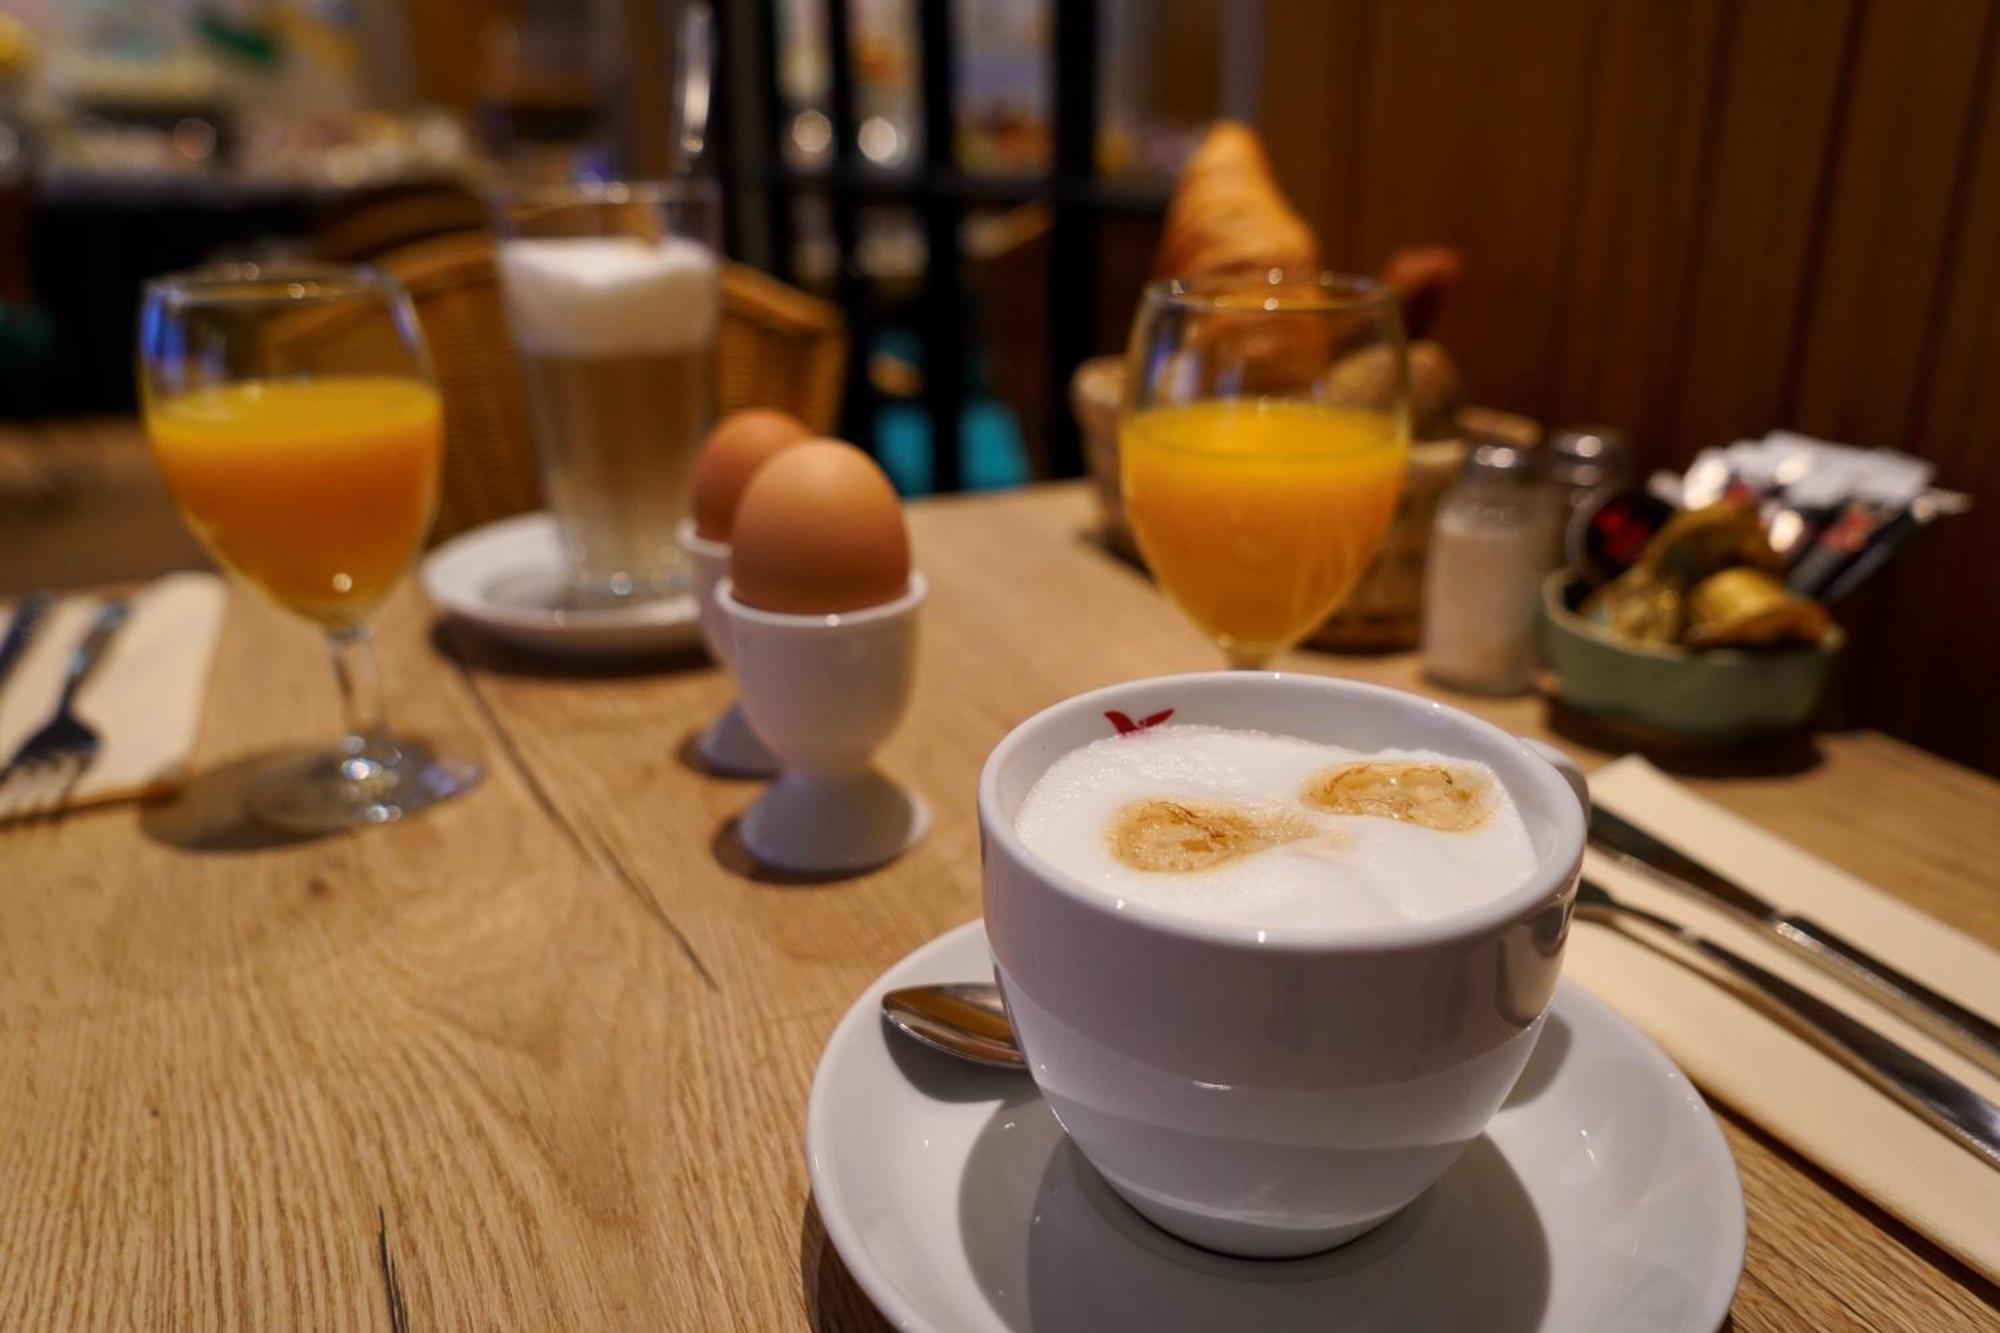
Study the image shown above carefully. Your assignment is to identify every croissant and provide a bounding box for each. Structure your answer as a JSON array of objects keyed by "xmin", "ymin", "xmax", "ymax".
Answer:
[{"xmin": 1155, "ymin": 122, "xmax": 1320, "ymax": 279}]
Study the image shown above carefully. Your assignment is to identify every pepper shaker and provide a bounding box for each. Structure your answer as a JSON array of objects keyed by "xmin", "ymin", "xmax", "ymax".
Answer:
[{"xmin": 1543, "ymin": 426, "xmax": 1633, "ymax": 566}]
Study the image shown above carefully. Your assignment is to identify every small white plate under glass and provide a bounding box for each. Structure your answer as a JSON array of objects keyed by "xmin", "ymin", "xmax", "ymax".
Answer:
[
  {"xmin": 421, "ymin": 512, "xmax": 702, "ymax": 656},
  {"xmin": 807, "ymin": 919, "xmax": 1745, "ymax": 1333}
]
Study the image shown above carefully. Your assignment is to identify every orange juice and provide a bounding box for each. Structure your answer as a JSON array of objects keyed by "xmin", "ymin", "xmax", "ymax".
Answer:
[
  {"xmin": 147, "ymin": 377, "xmax": 442, "ymax": 626},
  {"xmin": 1121, "ymin": 400, "xmax": 1406, "ymax": 663}
]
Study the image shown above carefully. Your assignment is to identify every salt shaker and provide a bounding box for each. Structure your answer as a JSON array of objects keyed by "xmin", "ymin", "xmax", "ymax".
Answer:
[{"xmin": 1421, "ymin": 442, "xmax": 1561, "ymax": 695}]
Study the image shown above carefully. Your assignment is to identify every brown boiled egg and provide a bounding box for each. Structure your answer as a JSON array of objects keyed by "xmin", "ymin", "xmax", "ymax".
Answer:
[
  {"xmin": 730, "ymin": 440, "xmax": 911, "ymax": 613},
  {"xmin": 691, "ymin": 408, "xmax": 815, "ymax": 540}
]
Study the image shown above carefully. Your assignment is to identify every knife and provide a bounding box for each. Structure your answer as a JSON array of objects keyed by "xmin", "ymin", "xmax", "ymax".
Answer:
[
  {"xmin": 1590, "ymin": 805, "xmax": 2000, "ymax": 1081},
  {"xmin": 0, "ymin": 590, "xmax": 53, "ymax": 698},
  {"xmin": 1578, "ymin": 880, "xmax": 2000, "ymax": 1172}
]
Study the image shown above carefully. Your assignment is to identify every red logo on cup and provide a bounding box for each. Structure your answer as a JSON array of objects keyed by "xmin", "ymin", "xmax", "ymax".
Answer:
[{"xmin": 1105, "ymin": 708, "xmax": 1174, "ymax": 736}]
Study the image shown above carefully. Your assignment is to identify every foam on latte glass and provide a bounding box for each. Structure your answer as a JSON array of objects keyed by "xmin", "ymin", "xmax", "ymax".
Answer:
[
  {"xmin": 498, "ymin": 237, "xmax": 719, "ymax": 356},
  {"xmin": 1013, "ymin": 724, "xmax": 1535, "ymax": 930},
  {"xmin": 497, "ymin": 237, "xmax": 720, "ymax": 596}
]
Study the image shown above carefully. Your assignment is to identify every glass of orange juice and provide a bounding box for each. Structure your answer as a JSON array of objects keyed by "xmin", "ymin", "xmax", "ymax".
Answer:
[
  {"xmin": 1120, "ymin": 271, "xmax": 1411, "ymax": 666},
  {"xmin": 140, "ymin": 262, "xmax": 481, "ymax": 831}
]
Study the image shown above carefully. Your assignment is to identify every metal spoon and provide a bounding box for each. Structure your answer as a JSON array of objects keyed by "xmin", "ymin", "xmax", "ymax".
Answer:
[{"xmin": 881, "ymin": 983, "xmax": 1025, "ymax": 1070}]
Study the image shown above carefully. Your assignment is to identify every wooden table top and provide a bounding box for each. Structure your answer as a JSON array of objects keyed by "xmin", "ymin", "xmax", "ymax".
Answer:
[{"xmin": 3, "ymin": 478, "xmax": 1997, "ymax": 1331}]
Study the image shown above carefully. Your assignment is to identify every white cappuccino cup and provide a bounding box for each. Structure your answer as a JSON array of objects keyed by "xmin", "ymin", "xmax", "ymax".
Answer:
[{"xmin": 978, "ymin": 671, "xmax": 1585, "ymax": 1257}]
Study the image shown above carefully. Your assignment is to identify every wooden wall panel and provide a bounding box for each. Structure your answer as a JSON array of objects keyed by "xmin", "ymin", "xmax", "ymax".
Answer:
[
  {"xmin": 1866, "ymin": 8, "xmax": 2000, "ymax": 766},
  {"xmin": 1545, "ymin": 0, "xmax": 1728, "ymax": 434},
  {"xmin": 1352, "ymin": 0, "xmax": 1600, "ymax": 411},
  {"xmin": 1666, "ymin": 0, "xmax": 1857, "ymax": 461},
  {"xmin": 1259, "ymin": 0, "xmax": 2000, "ymax": 774},
  {"xmin": 1787, "ymin": 0, "xmax": 1993, "ymax": 447},
  {"xmin": 1260, "ymin": 0, "xmax": 1375, "ymax": 266}
]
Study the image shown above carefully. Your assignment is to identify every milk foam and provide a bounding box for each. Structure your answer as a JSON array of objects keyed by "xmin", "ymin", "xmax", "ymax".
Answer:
[
  {"xmin": 1013, "ymin": 725, "xmax": 1537, "ymax": 931},
  {"xmin": 497, "ymin": 237, "xmax": 719, "ymax": 357}
]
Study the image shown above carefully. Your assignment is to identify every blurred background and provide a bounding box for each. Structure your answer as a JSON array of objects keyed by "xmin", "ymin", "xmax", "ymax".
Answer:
[{"xmin": 0, "ymin": 0, "xmax": 1993, "ymax": 774}]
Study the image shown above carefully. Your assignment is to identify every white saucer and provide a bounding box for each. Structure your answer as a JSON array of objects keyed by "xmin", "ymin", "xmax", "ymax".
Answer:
[
  {"xmin": 807, "ymin": 920, "xmax": 1745, "ymax": 1333},
  {"xmin": 421, "ymin": 512, "xmax": 702, "ymax": 656}
]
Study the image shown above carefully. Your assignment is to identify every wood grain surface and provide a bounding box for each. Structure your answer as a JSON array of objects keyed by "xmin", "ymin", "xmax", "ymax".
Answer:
[
  {"xmin": 3, "ymin": 482, "xmax": 1997, "ymax": 1331},
  {"xmin": 0, "ymin": 420, "xmax": 208, "ymax": 591}
]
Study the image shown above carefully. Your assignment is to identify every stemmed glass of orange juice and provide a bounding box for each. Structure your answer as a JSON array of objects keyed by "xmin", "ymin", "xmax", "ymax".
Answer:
[
  {"xmin": 140, "ymin": 262, "xmax": 481, "ymax": 831},
  {"xmin": 1120, "ymin": 271, "xmax": 1411, "ymax": 667}
]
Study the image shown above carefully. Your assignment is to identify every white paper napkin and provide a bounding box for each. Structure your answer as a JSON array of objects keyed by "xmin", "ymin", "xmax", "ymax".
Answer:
[{"xmin": 0, "ymin": 573, "xmax": 226, "ymax": 815}]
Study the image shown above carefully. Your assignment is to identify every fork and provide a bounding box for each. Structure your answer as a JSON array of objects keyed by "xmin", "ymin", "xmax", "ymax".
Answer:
[
  {"xmin": 0, "ymin": 600, "xmax": 131, "ymax": 822},
  {"xmin": 0, "ymin": 590, "xmax": 54, "ymax": 696}
]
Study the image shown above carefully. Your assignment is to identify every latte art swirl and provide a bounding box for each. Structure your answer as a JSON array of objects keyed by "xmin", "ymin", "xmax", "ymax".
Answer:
[
  {"xmin": 1302, "ymin": 761, "xmax": 1493, "ymax": 831},
  {"xmin": 1108, "ymin": 798, "xmax": 1315, "ymax": 872}
]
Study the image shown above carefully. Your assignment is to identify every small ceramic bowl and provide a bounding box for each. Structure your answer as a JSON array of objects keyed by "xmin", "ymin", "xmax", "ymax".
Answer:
[{"xmin": 1539, "ymin": 573, "xmax": 1842, "ymax": 745}]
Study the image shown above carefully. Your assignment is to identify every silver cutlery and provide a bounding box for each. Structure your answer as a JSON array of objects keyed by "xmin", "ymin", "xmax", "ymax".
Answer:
[
  {"xmin": 1578, "ymin": 878, "xmax": 2000, "ymax": 1172},
  {"xmin": 883, "ymin": 982, "xmax": 1024, "ymax": 1070},
  {"xmin": 0, "ymin": 590, "xmax": 53, "ymax": 698},
  {"xmin": 0, "ymin": 599, "xmax": 130, "ymax": 822},
  {"xmin": 1590, "ymin": 805, "xmax": 2000, "ymax": 1082}
]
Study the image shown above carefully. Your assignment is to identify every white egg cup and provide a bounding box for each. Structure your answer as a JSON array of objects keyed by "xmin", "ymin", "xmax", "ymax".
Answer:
[
  {"xmin": 717, "ymin": 573, "xmax": 929, "ymax": 875},
  {"xmin": 676, "ymin": 519, "xmax": 780, "ymax": 778}
]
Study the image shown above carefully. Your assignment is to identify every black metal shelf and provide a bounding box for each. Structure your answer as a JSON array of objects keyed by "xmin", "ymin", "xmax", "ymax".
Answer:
[
  {"xmin": 721, "ymin": 0, "xmax": 1156, "ymax": 488},
  {"xmin": 765, "ymin": 165, "xmax": 1171, "ymax": 216}
]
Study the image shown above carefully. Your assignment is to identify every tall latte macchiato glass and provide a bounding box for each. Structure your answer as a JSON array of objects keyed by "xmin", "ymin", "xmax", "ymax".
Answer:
[
  {"xmin": 494, "ymin": 179, "xmax": 720, "ymax": 600},
  {"xmin": 978, "ymin": 672, "xmax": 1586, "ymax": 1258}
]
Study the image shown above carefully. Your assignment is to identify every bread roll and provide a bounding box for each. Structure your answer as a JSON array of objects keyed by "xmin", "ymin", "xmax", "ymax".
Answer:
[
  {"xmin": 1326, "ymin": 340, "xmax": 1464, "ymax": 438},
  {"xmin": 1406, "ymin": 341, "xmax": 1465, "ymax": 438}
]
